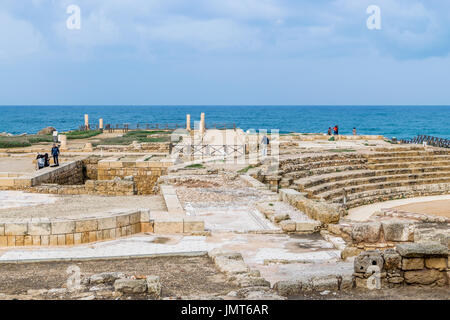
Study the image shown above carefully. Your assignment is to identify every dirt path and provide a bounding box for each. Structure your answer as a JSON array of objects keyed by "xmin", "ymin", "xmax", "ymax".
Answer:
[
  {"xmin": 392, "ymin": 199, "xmax": 450, "ymax": 217},
  {"xmin": 0, "ymin": 256, "xmax": 237, "ymax": 298}
]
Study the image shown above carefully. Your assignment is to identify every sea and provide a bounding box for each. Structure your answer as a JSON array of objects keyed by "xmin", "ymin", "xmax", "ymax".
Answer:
[{"xmin": 1, "ymin": 105, "xmax": 449, "ymax": 140}]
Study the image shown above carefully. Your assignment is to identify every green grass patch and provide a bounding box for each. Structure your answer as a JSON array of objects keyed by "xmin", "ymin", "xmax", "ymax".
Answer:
[
  {"xmin": 65, "ymin": 130, "xmax": 102, "ymax": 140},
  {"xmin": 238, "ymin": 165, "xmax": 254, "ymax": 174},
  {"xmin": 184, "ymin": 163, "xmax": 204, "ymax": 169},
  {"xmin": 92, "ymin": 134, "xmax": 171, "ymax": 146},
  {"xmin": 0, "ymin": 134, "xmax": 57, "ymax": 148}
]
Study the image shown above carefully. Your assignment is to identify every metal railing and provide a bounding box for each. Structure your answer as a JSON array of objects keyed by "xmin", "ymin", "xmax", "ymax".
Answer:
[
  {"xmin": 400, "ymin": 135, "xmax": 450, "ymax": 148},
  {"xmin": 172, "ymin": 144, "xmax": 246, "ymax": 157},
  {"xmin": 79, "ymin": 123, "xmax": 237, "ymax": 132}
]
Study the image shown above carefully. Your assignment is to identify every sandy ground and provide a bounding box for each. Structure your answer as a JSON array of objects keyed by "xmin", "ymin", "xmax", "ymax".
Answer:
[
  {"xmin": 0, "ymin": 194, "xmax": 166, "ymax": 219},
  {"xmin": 0, "ymin": 157, "xmax": 36, "ymax": 173},
  {"xmin": 392, "ymin": 199, "xmax": 450, "ymax": 217},
  {"xmin": 347, "ymin": 195, "xmax": 450, "ymax": 221},
  {"xmin": 0, "ymin": 255, "xmax": 237, "ymax": 298}
]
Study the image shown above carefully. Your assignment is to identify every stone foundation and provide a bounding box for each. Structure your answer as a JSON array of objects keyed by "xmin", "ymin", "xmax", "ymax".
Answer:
[{"xmin": 354, "ymin": 243, "xmax": 449, "ymax": 288}]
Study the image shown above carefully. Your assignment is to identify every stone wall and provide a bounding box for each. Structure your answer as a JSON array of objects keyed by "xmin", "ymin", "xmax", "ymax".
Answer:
[
  {"xmin": 82, "ymin": 156, "xmax": 100, "ymax": 180},
  {"xmin": 30, "ymin": 178, "xmax": 137, "ymax": 196},
  {"xmin": 97, "ymin": 159, "xmax": 173, "ymax": 195},
  {"xmin": 279, "ymin": 189, "xmax": 344, "ymax": 224},
  {"xmin": 0, "ymin": 210, "xmax": 151, "ymax": 247},
  {"xmin": 0, "ymin": 209, "xmax": 205, "ymax": 247},
  {"xmin": 354, "ymin": 243, "xmax": 449, "ymax": 288},
  {"xmin": 0, "ymin": 160, "xmax": 84, "ymax": 190}
]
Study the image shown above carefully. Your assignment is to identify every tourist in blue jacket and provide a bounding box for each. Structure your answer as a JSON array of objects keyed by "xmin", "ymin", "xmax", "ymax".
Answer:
[{"xmin": 51, "ymin": 144, "xmax": 60, "ymax": 166}]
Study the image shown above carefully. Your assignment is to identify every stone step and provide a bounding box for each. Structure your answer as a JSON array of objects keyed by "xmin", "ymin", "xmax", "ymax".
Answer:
[
  {"xmin": 367, "ymin": 150, "xmax": 450, "ymax": 158},
  {"xmin": 367, "ymin": 155, "xmax": 450, "ymax": 164},
  {"xmin": 320, "ymin": 176, "xmax": 450, "ymax": 201},
  {"xmin": 368, "ymin": 160, "xmax": 450, "ymax": 170},
  {"xmin": 284, "ymin": 164, "xmax": 368, "ymax": 181},
  {"xmin": 295, "ymin": 166, "xmax": 450, "ymax": 191},
  {"xmin": 281, "ymin": 158, "xmax": 368, "ymax": 173}
]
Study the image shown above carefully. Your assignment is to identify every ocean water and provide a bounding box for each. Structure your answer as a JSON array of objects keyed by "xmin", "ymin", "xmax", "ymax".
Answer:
[{"xmin": 0, "ymin": 105, "xmax": 449, "ymax": 140}]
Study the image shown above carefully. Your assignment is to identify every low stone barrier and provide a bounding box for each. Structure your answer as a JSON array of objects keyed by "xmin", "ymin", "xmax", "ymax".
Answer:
[
  {"xmin": 98, "ymin": 159, "xmax": 174, "ymax": 194},
  {"xmin": 30, "ymin": 178, "xmax": 137, "ymax": 196},
  {"xmin": 279, "ymin": 189, "xmax": 344, "ymax": 224},
  {"xmin": 0, "ymin": 160, "xmax": 84, "ymax": 190},
  {"xmin": 354, "ymin": 243, "xmax": 449, "ymax": 288},
  {"xmin": 0, "ymin": 209, "xmax": 204, "ymax": 247}
]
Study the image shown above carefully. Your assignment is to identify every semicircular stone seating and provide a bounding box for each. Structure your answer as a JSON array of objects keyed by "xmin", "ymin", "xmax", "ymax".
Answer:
[{"xmin": 277, "ymin": 147, "xmax": 450, "ymax": 209}]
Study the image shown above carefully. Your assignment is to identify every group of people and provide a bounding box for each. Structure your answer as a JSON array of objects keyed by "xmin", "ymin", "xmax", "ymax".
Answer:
[
  {"xmin": 36, "ymin": 144, "xmax": 60, "ymax": 170},
  {"xmin": 327, "ymin": 126, "xmax": 357, "ymax": 136}
]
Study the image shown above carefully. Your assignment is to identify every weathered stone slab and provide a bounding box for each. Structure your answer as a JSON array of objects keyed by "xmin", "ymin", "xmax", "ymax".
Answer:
[
  {"xmin": 351, "ymin": 222, "xmax": 381, "ymax": 243},
  {"xmin": 382, "ymin": 220, "xmax": 414, "ymax": 242},
  {"xmin": 404, "ymin": 269, "xmax": 446, "ymax": 285},
  {"xmin": 396, "ymin": 243, "xmax": 448, "ymax": 258},
  {"xmin": 114, "ymin": 279, "xmax": 147, "ymax": 293},
  {"xmin": 402, "ymin": 258, "xmax": 424, "ymax": 271}
]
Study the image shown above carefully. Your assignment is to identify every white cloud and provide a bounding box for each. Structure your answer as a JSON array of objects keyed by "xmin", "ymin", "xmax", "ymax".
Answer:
[{"xmin": 0, "ymin": 11, "xmax": 43, "ymax": 60}]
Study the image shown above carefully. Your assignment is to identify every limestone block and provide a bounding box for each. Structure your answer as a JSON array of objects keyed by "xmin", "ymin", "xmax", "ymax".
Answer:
[
  {"xmin": 280, "ymin": 220, "xmax": 296, "ymax": 232},
  {"xmin": 116, "ymin": 215, "xmax": 130, "ymax": 228},
  {"xmin": 49, "ymin": 235, "xmax": 58, "ymax": 246},
  {"xmin": 90, "ymin": 272, "xmax": 125, "ymax": 285},
  {"xmin": 238, "ymin": 276, "xmax": 270, "ymax": 288},
  {"xmin": 396, "ymin": 242, "xmax": 448, "ymax": 258},
  {"xmin": 424, "ymin": 258, "xmax": 448, "ymax": 271},
  {"xmin": 273, "ymin": 280, "xmax": 302, "ymax": 296},
  {"xmin": 76, "ymin": 220, "xmax": 98, "ymax": 233},
  {"xmin": 15, "ymin": 236, "xmax": 24, "ymax": 246},
  {"xmin": 354, "ymin": 250, "xmax": 384, "ymax": 273},
  {"xmin": 0, "ymin": 224, "xmax": 4, "ymax": 236},
  {"xmin": 32, "ymin": 236, "xmax": 41, "ymax": 246},
  {"xmin": 312, "ymin": 276, "xmax": 339, "ymax": 291},
  {"xmin": 341, "ymin": 247, "xmax": 362, "ymax": 261},
  {"xmin": 0, "ymin": 236, "xmax": 7, "ymax": 247},
  {"xmin": 382, "ymin": 220, "xmax": 414, "ymax": 242},
  {"xmin": 66, "ymin": 234, "xmax": 74, "ymax": 245},
  {"xmin": 4, "ymin": 223, "xmax": 28, "ymax": 236},
  {"xmin": 153, "ymin": 219, "xmax": 183, "ymax": 234},
  {"xmin": 183, "ymin": 218, "xmax": 204, "ymax": 233},
  {"xmin": 28, "ymin": 222, "xmax": 51, "ymax": 236},
  {"xmin": 339, "ymin": 274, "xmax": 354, "ymax": 290},
  {"xmin": 52, "ymin": 221, "xmax": 75, "ymax": 234},
  {"xmin": 97, "ymin": 217, "xmax": 117, "ymax": 230},
  {"xmin": 215, "ymin": 257, "xmax": 249, "ymax": 275},
  {"xmin": 41, "ymin": 235, "xmax": 49, "ymax": 246},
  {"xmin": 272, "ymin": 213, "xmax": 289, "ymax": 223},
  {"xmin": 404, "ymin": 269, "xmax": 446, "ymax": 285},
  {"xmin": 114, "ymin": 279, "xmax": 147, "ymax": 294},
  {"xmin": 146, "ymin": 276, "xmax": 162, "ymax": 298},
  {"xmin": 141, "ymin": 222, "xmax": 154, "ymax": 233},
  {"xmin": 57, "ymin": 234, "xmax": 66, "ymax": 245},
  {"xmin": 402, "ymin": 258, "xmax": 424, "ymax": 271},
  {"xmin": 351, "ymin": 222, "xmax": 381, "ymax": 244},
  {"xmin": 296, "ymin": 221, "xmax": 320, "ymax": 232},
  {"xmin": 382, "ymin": 249, "xmax": 402, "ymax": 271}
]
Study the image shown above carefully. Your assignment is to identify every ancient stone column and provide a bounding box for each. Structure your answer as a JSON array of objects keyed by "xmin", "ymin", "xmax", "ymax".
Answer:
[
  {"xmin": 99, "ymin": 118, "xmax": 104, "ymax": 130},
  {"xmin": 200, "ymin": 113, "xmax": 205, "ymax": 134},
  {"xmin": 59, "ymin": 134, "xmax": 67, "ymax": 151},
  {"xmin": 186, "ymin": 114, "xmax": 191, "ymax": 131},
  {"xmin": 84, "ymin": 114, "xmax": 89, "ymax": 130}
]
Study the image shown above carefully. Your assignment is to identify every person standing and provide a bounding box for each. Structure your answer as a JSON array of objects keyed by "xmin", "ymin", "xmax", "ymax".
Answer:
[
  {"xmin": 51, "ymin": 144, "xmax": 60, "ymax": 166},
  {"xmin": 327, "ymin": 127, "xmax": 332, "ymax": 135},
  {"xmin": 260, "ymin": 135, "xmax": 270, "ymax": 157},
  {"xmin": 333, "ymin": 125, "xmax": 338, "ymax": 135},
  {"xmin": 353, "ymin": 127, "xmax": 357, "ymax": 135}
]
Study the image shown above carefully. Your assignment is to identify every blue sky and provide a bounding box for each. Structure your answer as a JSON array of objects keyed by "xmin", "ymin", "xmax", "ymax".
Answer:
[{"xmin": 0, "ymin": 0, "xmax": 449, "ymax": 105}]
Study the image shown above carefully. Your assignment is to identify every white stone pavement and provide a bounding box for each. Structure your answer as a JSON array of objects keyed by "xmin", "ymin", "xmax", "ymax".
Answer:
[{"xmin": 0, "ymin": 191, "xmax": 57, "ymax": 210}]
